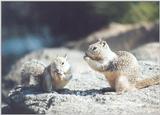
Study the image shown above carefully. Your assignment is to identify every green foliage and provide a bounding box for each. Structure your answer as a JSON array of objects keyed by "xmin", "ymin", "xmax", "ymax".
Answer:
[
  {"xmin": 90, "ymin": 2, "xmax": 159, "ymax": 24},
  {"xmin": 120, "ymin": 2, "xmax": 159, "ymax": 23}
]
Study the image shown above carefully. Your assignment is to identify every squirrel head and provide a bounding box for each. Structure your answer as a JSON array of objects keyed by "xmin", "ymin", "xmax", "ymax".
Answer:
[
  {"xmin": 85, "ymin": 39, "xmax": 111, "ymax": 60},
  {"xmin": 50, "ymin": 55, "xmax": 70, "ymax": 75}
]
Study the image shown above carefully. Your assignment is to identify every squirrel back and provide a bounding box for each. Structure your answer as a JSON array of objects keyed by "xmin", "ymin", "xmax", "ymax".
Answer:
[{"xmin": 21, "ymin": 59, "xmax": 46, "ymax": 86}]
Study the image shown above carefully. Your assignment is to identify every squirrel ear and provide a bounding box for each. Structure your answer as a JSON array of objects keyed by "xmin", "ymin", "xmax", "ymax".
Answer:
[
  {"xmin": 93, "ymin": 35, "xmax": 102, "ymax": 42},
  {"xmin": 99, "ymin": 40, "xmax": 107, "ymax": 47},
  {"xmin": 96, "ymin": 37, "xmax": 102, "ymax": 42},
  {"xmin": 98, "ymin": 38, "xmax": 102, "ymax": 42}
]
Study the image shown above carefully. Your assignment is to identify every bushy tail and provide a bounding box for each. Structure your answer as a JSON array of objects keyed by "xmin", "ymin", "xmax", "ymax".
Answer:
[{"xmin": 135, "ymin": 75, "xmax": 160, "ymax": 89}]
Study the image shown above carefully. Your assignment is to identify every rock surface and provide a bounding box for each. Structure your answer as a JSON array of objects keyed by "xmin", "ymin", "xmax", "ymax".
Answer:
[
  {"xmin": 131, "ymin": 42, "xmax": 160, "ymax": 64},
  {"xmin": 3, "ymin": 47, "xmax": 160, "ymax": 114}
]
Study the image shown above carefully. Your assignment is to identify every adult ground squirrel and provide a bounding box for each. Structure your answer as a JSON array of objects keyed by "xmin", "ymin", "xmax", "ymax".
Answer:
[
  {"xmin": 21, "ymin": 55, "xmax": 72, "ymax": 92},
  {"xmin": 84, "ymin": 39, "xmax": 160, "ymax": 94}
]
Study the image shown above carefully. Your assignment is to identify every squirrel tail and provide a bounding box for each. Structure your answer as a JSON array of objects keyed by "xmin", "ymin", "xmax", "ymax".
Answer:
[{"xmin": 135, "ymin": 75, "xmax": 160, "ymax": 89}]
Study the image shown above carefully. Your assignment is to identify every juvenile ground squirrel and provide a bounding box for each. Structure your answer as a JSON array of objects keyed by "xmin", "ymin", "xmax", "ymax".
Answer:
[
  {"xmin": 21, "ymin": 55, "xmax": 72, "ymax": 92},
  {"xmin": 84, "ymin": 39, "xmax": 160, "ymax": 94}
]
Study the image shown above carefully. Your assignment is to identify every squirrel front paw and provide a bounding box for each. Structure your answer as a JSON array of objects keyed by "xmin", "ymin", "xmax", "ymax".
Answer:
[
  {"xmin": 83, "ymin": 55, "xmax": 90, "ymax": 61},
  {"xmin": 59, "ymin": 74, "xmax": 66, "ymax": 80}
]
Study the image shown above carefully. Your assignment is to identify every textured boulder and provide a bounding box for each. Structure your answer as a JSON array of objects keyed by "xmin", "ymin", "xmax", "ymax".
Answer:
[
  {"xmin": 2, "ymin": 43, "xmax": 160, "ymax": 114},
  {"xmin": 3, "ymin": 60, "xmax": 160, "ymax": 114},
  {"xmin": 131, "ymin": 42, "xmax": 160, "ymax": 63}
]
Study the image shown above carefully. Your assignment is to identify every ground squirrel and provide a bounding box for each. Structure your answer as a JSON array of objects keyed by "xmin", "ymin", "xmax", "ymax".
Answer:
[
  {"xmin": 84, "ymin": 39, "xmax": 160, "ymax": 94},
  {"xmin": 21, "ymin": 55, "xmax": 72, "ymax": 92}
]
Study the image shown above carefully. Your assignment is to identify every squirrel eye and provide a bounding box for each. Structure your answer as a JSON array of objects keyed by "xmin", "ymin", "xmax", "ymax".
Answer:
[
  {"xmin": 93, "ymin": 47, "xmax": 97, "ymax": 51},
  {"xmin": 62, "ymin": 62, "xmax": 64, "ymax": 65}
]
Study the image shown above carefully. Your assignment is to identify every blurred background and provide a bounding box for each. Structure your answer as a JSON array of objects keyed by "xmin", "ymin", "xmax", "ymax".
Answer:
[
  {"xmin": 2, "ymin": 2, "xmax": 159, "ymax": 81},
  {"xmin": 2, "ymin": 2, "xmax": 159, "ymax": 76},
  {"xmin": 1, "ymin": 1, "xmax": 159, "ymax": 108}
]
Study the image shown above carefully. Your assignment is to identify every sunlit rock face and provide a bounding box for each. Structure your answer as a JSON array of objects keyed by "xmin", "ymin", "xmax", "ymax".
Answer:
[{"xmin": 2, "ymin": 47, "xmax": 160, "ymax": 114}]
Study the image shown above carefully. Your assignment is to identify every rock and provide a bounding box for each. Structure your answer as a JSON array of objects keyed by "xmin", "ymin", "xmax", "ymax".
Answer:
[
  {"xmin": 131, "ymin": 42, "xmax": 160, "ymax": 64},
  {"xmin": 3, "ymin": 45, "xmax": 160, "ymax": 114},
  {"xmin": 66, "ymin": 21, "xmax": 159, "ymax": 51},
  {"xmin": 4, "ymin": 60, "xmax": 160, "ymax": 114}
]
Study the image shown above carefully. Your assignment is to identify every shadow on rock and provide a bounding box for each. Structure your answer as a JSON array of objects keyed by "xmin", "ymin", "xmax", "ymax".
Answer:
[
  {"xmin": 9, "ymin": 85, "xmax": 115, "ymax": 97},
  {"xmin": 57, "ymin": 88, "xmax": 115, "ymax": 96}
]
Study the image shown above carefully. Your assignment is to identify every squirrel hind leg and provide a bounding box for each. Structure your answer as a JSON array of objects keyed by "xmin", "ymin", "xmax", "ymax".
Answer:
[{"xmin": 115, "ymin": 75, "xmax": 137, "ymax": 94}]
